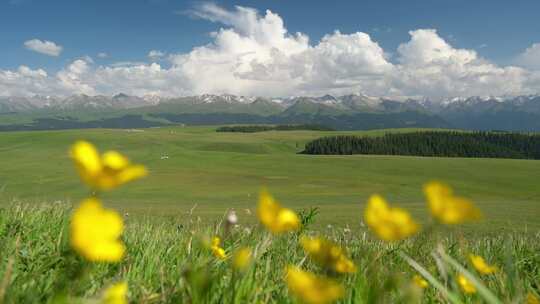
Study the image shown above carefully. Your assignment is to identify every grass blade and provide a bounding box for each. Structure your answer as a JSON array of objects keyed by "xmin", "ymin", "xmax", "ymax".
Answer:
[
  {"xmin": 438, "ymin": 249, "xmax": 503, "ymax": 304},
  {"xmin": 399, "ymin": 251, "xmax": 462, "ymax": 304}
]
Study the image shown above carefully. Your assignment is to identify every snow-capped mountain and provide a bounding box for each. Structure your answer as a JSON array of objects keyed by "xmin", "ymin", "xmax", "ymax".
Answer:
[
  {"xmin": 0, "ymin": 93, "xmax": 153, "ymax": 111},
  {"xmin": 1, "ymin": 93, "xmax": 540, "ymax": 131},
  {"xmin": 1, "ymin": 93, "xmax": 539, "ymax": 113}
]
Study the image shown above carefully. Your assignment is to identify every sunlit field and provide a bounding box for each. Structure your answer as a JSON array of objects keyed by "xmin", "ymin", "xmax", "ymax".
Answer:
[
  {"xmin": 0, "ymin": 126, "xmax": 539, "ymax": 230},
  {"xmin": 1, "ymin": 126, "xmax": 540, "ymax": 303}
]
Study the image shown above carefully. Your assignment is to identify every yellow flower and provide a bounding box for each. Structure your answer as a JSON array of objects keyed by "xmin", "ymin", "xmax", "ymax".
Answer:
[
  {"xmin": 469, "ymin": 254, "xmax": 497, "ymax": 274},
  {"xmin": 457, "ymin": 274, "xmax": 476, "ymax": 294},
  {"xmin": 70, "ymin": 198, "xmax": 125, "ymax": 262},
  {"xmin": 211, "ymin": 237, "xmax": 226, "ymax": 259},
  {"xmin": 286, "ymin": 266, "xmax": 344, "ymax": 304},
  {"xmin": 232, "ymin": 247, "xmax": 252, "ymax": 271},
  {"xmin": 363, "ymin": 194, "xmax": 419, "ymax": 241},
  {"xmin": 70, "ymin": 140, "xmax": 147, "ymax": 191},
  {"xmin": 527, "ymin": 292, "xmax": 540, "ymax": 304},
  {"xmin": 257, "ymin": 190, "xmax": 300, "ymax": 233},
  {"xmin": 413, "ymin": 275, "xmax": 429, "ymax": 289},
  {"xmin": 300, "ymin": 236, "xmax": 356, "ymax": 273},
  {"xmin": 424, "ymin": 181, "xmax": 482, "ymax": 224},
  {"xmin": 102, "ymin": 281, "xmax": 128, "ymax": 304}
]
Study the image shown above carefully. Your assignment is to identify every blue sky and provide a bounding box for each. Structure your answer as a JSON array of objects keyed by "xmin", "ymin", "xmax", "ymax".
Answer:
[
  {"xmin": 1, "ymin": 0, "xmax": 539, "ymax": 98},
  {"xmin": 2, "ymin": 0, "xmax": 539, "ymax": 70}
]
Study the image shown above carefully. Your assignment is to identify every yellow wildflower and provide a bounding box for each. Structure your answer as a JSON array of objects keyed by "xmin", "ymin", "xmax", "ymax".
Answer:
[
  {"xmin": 211, "ymin": 237, "xmax": 226, "ymax": 259},
  {"xmin": 364, "ymin": 194, "xmax": 419, "ymax": 241},
  {"xmin": 102, "ymin": 281, "xmax": 128, "ymax": 304},
  {"xmin": 457, "ymin": 274, "xmax": 476, "ymax": 294},
  {"xmin": 232, "ymin": 247, "xmax": 252, "ymax": 271},
  {"xmin": 413, "ymin": 275, "xmax": 429, "ymax": 289},
  {"xmin": 300, "ymin": 236, "xmax": 356, "ymax": 273},
  {"xmin": 286, "ymin": 266, "xmax": 344, "ymax": 304},
  {"xmin": 257, "ymin": 190, "xmax": 300, "ymax": 233},
  {"xmin": 424, "ymin": 181, "xmax": 482, "ymax": 224},
  {"xmin": 469, "ymin": 254, "xmax": 497, "ymax": 274},
  {"xmin": 70, "ymin": 140, "xmax": 147, "ymax": 191},
  {"xmin": 70, "ymin": 198, "xmax": 125, "ymax": 262},
  {"xmin": 527, "ymin": 293, "xmax": 540, "ymax": 304}
]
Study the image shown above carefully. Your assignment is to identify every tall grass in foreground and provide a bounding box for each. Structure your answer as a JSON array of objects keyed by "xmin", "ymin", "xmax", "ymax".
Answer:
[{"xmin": 0, "ymin": 202, "xmax": 539, "ymax": 303}]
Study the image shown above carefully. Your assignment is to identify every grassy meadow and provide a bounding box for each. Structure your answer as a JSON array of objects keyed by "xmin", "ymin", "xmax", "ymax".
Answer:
[
  {"xmin": 0, "ymin": 126, "xmax": 539, "ymax": 230},
  {"xmin": 1, "ymin": 126, "xmax": 540, "ymax": 303}
]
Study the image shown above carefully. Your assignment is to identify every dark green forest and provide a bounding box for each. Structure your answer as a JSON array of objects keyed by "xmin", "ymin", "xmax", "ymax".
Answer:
[{"xmin": 301, "ymin": 131, "xmax": 540, "ymax": 159}]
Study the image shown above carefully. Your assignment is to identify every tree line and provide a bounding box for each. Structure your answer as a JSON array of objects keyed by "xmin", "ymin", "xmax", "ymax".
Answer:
[
  {"xmin": 216, "ymin": 124, "xmax": 335, "ymax": 133},
  {"xmin": 301, "ymin": 131, "xmax": 540, "ymax": 159}
]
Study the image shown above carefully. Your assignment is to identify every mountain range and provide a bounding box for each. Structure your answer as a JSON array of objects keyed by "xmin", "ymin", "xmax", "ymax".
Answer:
[{"xmin": 1, "ymin": 93, "xmax": 540, "ymax": 131}]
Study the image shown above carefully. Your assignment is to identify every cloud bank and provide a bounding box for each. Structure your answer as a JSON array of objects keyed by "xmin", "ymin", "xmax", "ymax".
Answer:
[{"xmin": 3, "ymin": 4, "xmax": 540, "ymax": 99}]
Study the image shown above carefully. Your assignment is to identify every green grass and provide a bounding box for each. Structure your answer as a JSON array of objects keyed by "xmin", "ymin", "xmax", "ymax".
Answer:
[
  {"xmin": 1, "ymin": 126, "xmax": 540, "ymax": 303},
  {"xmin": 0, "ymin": 126, "xmax": 539, "ymax": 231},
  {"xmin": 0, "ymin": 202, "xmax": 539, "ymax": 303}
]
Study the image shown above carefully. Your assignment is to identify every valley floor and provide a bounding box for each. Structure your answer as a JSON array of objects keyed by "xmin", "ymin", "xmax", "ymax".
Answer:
[{"xmin": 0, "ymin": 126, "xmax": 539, "ymax": 231}]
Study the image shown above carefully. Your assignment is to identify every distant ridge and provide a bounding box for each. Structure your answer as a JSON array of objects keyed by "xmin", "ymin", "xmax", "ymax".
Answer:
[{"xmin": 0, "ymin": 93, "xmax": 539, "ymax": 131}]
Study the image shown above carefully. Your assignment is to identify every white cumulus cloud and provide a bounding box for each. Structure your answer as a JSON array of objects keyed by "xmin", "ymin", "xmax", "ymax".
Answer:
[
  {"xmin": 390, "ymin": 29, "xmax": 534, "ymax": 98},
  {"xmin": 515, "ymin": 43, "xmax": 540, "ymax": 71},
  {"xmin": 2, "ymin": 5, "xmax": 540, "ymax": 99},
  {"xmin": 23, "ymin": 39, "xmax": 63, "ymax": 57},
  {"xmin": 0, "ymin": 66, "xmax": 52, "ymax": 96}
]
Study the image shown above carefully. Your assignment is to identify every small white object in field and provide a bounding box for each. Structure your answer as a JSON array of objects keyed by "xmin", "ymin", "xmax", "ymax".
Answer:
[
  {"xmin": 160, "ymin": 155, "xmax": 169, "ymax": 160},
  {"xmin": 226, "ymin": 210, "xmax": 238, "ymax": 225}
]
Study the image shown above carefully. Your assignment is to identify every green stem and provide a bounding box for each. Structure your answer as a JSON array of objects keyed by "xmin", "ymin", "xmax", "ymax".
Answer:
[
  {"xmin": 230, "ymin": 270, "xmax": 236, "ymax": 304},
  {"xmin": 438, "ymin": 249, "xmax": 503, "ymax": 304},
  {"xmin": 400, "ymin": 251, "xmax": 463, "ymax": 304}
]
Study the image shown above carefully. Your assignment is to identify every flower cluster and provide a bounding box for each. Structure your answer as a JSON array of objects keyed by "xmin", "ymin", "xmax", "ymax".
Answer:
[
  {"xmin": 210, "ymin": 236, "xmax": 227, "ymax": 259},
  {"xmin": 64, "ymin": 140, "xmax": 516, "ymax": 304},
  {"xmin": 70, "ymin": 197, "xmax": 125, "ymax": 262},
  {"xmin": 469, "ymin": 254, "xmax": 497, "ymax": 275},
  {"xmin": 286, "ymin": 267, "xmax": 344, "ymax": 304},
  {"xmin": 68, "ymin": 140, "xmax": 147, "ymax": 303},
  {"xmin": 256, "ymin": 190, "xmax": 350, "ymax": 303},
  {"xmin": 364, "ymin": 194, "xmax": 419, "ymax": 241},
  {"xmin": 364, "ymin": 181, "xmax": 484, "ymax": 243},
  {"xmin": 71, "ymin": 140, "xmax": 147, "ymax": 191},
  {"xmin": 300, "ymin": 236, "xmax": 356, "ymax": 274},
  {"xmin": 424, "ymin": 181, "xmax": 482, "ymax": 224},
  {"xmin": 252, "ymin": 182, "xmax": 495, "ymax": 303},
  {"xmin": 361, "ymin": 182, "xmax": 499, "ymax": 299},
  {"xmin": 257, "ymin": 189, "xmax": 300, "ymax": 233}
]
